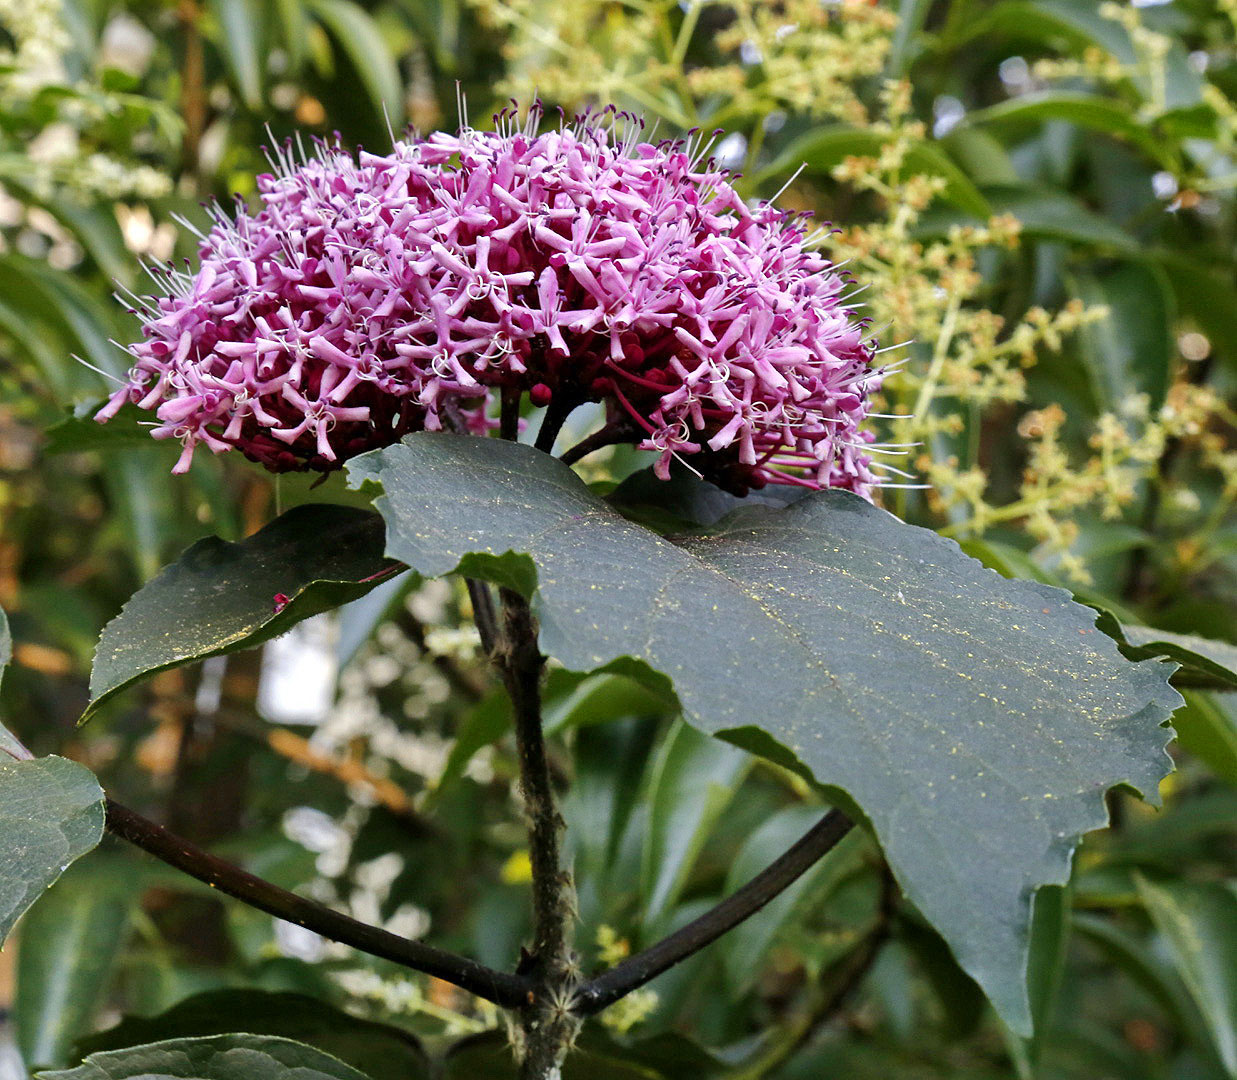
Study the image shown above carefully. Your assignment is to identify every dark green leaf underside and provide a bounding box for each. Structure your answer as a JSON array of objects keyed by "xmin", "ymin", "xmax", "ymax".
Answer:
[
  {"xmin": 0, "ymin": 756, "xmax": 105, "ymax": 945},
  {"xmin": 84, "ymin": 504, "xmax": 396, "ymax": 722},
  {"xmin": 37, "ymin": 1034, "xmax": 374, "ymax": 1080},
  {"xmin": 348, "ymin": 434, "xmax": 1181, "ymax": 1035}
]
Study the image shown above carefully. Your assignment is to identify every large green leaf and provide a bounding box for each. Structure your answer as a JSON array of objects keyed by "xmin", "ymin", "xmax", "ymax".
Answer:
[
  {"xmin": 1136, "ymin": 877, "xmax": 1237, "ymax": 1077},
  {"xmin": 83, "ymin": 505, "xmax": 397, "ymax": 722},
  {"xmin": 0, "ymin": 756, "xmax": 106, "ymax": 945},
  {"xmin": 37, "ymin": 1034, "xmax": 375, "ymax": 1080},
  {"xmin": 16, "ymin": 861, "xmax": 134, "ymax": 1069},
  {"xmin": 640, "ymin": 721, "xmax": 750, "ymax": 934},
  {"xmin": 75, "ymin": 990, "xmax": 430, "ymax": 1080},
  {"xmin": 346, "ymin": 433, "xmax": 1181, "ymax": 1035}
]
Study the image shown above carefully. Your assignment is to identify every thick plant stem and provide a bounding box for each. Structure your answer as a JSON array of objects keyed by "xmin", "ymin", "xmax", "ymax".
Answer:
[
  {"xmin": 104, "ymin": 798, "xmax": 532, "ymax": 1007},
  {"xmin": 488, "ymin": 587, "xmax": 578, "ymax": 1078}
]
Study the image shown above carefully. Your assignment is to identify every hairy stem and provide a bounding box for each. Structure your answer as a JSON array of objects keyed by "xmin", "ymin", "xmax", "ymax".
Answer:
[
  {"xmin": 476, "ymin": 586, "xmax": 577, "ymax": 1078},
  {"xmin": 574, "ymin": 810, "xmax": 853, "ymax": 1015},
  {"xmin": 104, "ymin": 798, "xmax": 532, "ymax": 1008}
]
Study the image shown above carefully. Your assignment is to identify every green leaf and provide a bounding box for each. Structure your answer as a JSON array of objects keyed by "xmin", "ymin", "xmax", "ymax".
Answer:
[
  {"xmin": 1021, "ymin": 883, "xmax": 1071, "ymax": 1064},
  {"xmin": 762, "ymin": 126, "xmax": 990, "ymax": 218},
  {"xmin": 36, "ymin": 1034, "xmax": 376, "ymax": 1080},
  {"xmin": 544, "ymin": 671, "xmax": 675, "ymax": 735},
  {"xmin": 1072, "ymin": 914, "xmax": 1198, "ymax": 1034},
  {"xmin": 1094, "ymin": 613, "xmax": 1237, "ymax": 691},
  {"xmin": 346, "ymin": 433, "xmax": 1181, "ymax": 1035},
  {"xmin": 306, "ymin": 0, "xmax": 404, "ymax": 125},
  {"xmin": 940, "ymin": 128, "xmax": 1020, "ymax": 187},
  {"xmin": 887, "ymin": 0, "xmax": 935, "ymax": 76},
  {"xmin": 16, "ymin": 861, "xmax": 133, "ymax": 1069},
  {"xmin": 206, "ymin": 0, "xmax": 264, "ymax": 109},
  {"xmin": 721, "ymin": 807, "xmax": 868, "ymax": 995},
  {"xmin": 1070, "ymin": 261, "xmax": 1175, "ymax": 410},
  {"xmin": 940, "ymin": 0, "xmax": 1116, "ymax": 55},
  {"xmin": 567, "ymin": 716, "xmax": 658, "ymax": 894},
  {"xmin": 83, "ymin": 505, "xmax": 397, "ymax": 722},
  {"xmin": 641, "ymin": 721, "xmax": 750, "ymax": 933},
  {"xmin": 0, "ymin": 756, "xmax": 106, "ymax": 945},
  {"xmin": 897, "ymin": 917, "xmax": 986, "ymax": 1039},
  {"xmin": 74, "ymin": 990, "xmax": 430, "ymax": 1080},
  {"xmin": 44, "ymin": 402, "xmax": 175, "ymax": 455},
  {"xmin": 994, "ymin": 186, "xmax": 1141, "ymax": 250},
  {"xmin": 963, "ymin": 92, "xmax": 1172, "ymax": 168},
  {"xmin": 1136, "ymin": 876, "xmax": 1237, "ymax": 1077}
]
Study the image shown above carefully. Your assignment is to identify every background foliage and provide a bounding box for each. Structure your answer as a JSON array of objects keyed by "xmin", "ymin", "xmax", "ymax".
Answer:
[{"xmin": 1, "ymin": 0, "xmax": 1236, "ymax": 1077}]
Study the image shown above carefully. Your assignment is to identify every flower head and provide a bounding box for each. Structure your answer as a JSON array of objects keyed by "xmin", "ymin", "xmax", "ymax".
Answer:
[{"xmin": 100, "ymin": 105, "xmax": 883, "ymax": 494}]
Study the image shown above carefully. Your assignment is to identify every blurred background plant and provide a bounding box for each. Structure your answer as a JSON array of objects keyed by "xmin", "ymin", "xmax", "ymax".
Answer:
[{"xmin": 1, "ymin": 1, "xmax": 1235, "ymax": 1078}]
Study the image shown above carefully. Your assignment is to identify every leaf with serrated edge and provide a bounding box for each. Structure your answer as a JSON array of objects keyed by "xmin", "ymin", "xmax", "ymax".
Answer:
[
  {"xmin": 0, "ymin": 756, "xmax": 105, "ymax": 945},
  {"xmin": 84, "ymin": 505, "xmax": 397, "ymax": 723},
  {"xmin": 36, "ymin": 1034, "xmax": 376, "ymax": 1080},
  {"xmin": 347, "ymin": 434, "xmax": 1181, "ymax": 1034}
]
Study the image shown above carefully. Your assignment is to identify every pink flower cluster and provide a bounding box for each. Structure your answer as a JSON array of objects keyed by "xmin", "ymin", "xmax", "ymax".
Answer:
[{"xmin": 99, "ymin": 107, "xmax": 883, "ymax": 494}]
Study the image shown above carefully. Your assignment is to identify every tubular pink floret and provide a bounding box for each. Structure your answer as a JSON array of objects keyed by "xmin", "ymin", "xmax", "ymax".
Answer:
[{"xmin": 98, "ymin": 104, "xmax": 883, "ymax": 494}]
